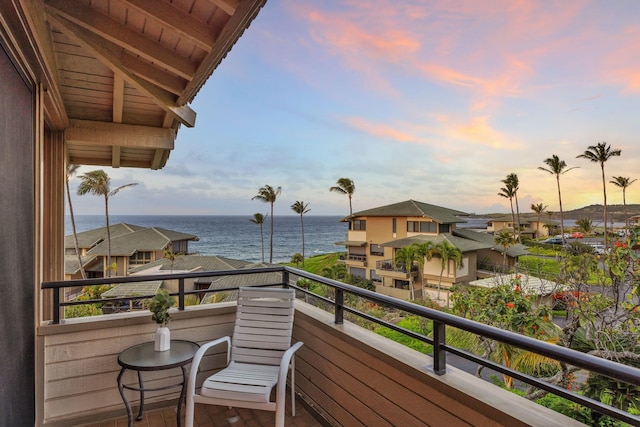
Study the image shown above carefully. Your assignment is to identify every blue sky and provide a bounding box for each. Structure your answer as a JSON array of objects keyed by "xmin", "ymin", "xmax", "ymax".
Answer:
[{"xmin": 69, "ymin": 0, "xmax": 640, "ymax": 217}]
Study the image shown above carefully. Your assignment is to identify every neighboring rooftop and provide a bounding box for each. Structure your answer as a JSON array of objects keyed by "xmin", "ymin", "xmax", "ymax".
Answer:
[
  {"xmin": 343, "ymin": 199, "xmax": 469, "ymax": 224},
  {"xmin": 454, "ymin": 228, "xmax": 530, "ymax": 257}
]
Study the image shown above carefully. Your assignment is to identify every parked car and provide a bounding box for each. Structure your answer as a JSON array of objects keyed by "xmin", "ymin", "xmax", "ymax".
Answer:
[
  {"xmin": 571, "ymin": 232, "xmax": 584, "ymax": 238},
  {"xmin": 590, "ymin": 244, "xmax": 608, "ymax": 255},
  {"xmin": 542, "ymin": 237, "xmax": 564, "ymax": 245}
]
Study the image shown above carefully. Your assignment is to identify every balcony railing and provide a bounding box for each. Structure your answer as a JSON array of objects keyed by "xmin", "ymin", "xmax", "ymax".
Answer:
[{"xmin": 41, "ymin": 266, "xmax": 640, "ymax": 425}]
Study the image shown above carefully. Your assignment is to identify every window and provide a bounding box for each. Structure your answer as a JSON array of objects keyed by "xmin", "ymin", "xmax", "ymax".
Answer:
[
  {"xmin": 392, "ymin": 218, "xmax": 397, "ymax": 233},
  {"xmin": 352, "ymin": 220, "xmax": 366, "ymax": 231},
  {"xmin": 439, "ymin": 224, "xmax": 450, "ymax": 233},
  {"xmin": 394, "ymin": 280, "xmax": 409, "ymax": 290},
  {"xmin": 370, "ymin": 244, "xmax": 384, "ymax": 256},
  {"xmin": 420, "ymin": 222, "xmax": 437, "ymax": 233},
  {"xmin": 129, "ymin": 251, "xmax": 152, "ymax": 265},
  {"xmin": 408, "ymin": 221, "xmax": 437, "ymax": 233}
]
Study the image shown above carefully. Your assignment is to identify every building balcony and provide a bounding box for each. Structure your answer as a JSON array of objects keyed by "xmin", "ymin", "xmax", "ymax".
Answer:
[
  {"xmin": 338, "ymin": 253, "xmax": 368, "ymax": 267},
  {"xmin": 39, "ymin": 267, "xmax": 640, "ymax": 427},
  {"xmin": 375, "ymin": 259, "xmax": 418, "ymax": 280}
]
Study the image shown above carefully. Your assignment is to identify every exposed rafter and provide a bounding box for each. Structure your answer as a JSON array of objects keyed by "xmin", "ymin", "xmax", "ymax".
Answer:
[
  {"xmin": 44, "ymin": 0, "xmax": 196, "ymax": 80},
  {"xmin": 45, "ymin": 12, "xmax": 197, "ymax": 127},
  {"xmin": 121, "ymin": 0, "xmax": 217, "ymax": 52},
  {"xmin": 207, "ymin": 0, "xmax": 239, "ymax": 16}
]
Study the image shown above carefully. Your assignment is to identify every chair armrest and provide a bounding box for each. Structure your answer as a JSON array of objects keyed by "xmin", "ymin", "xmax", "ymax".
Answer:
[
  {"xmin": 187, "ymin": 336, "xmax": 231, "ymax": 392},
  {"xmin": 277, "ymin": 341, "xmax": 304, "ymax": 386}
]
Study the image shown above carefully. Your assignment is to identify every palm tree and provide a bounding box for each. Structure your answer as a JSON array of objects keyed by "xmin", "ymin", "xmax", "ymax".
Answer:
[
  {"xmin": 290, "ymin": 253, "xmax": 304, "ymax": 267},
  {"xmin": 163, "ymin": 249, "xmax": 178, "ymax": 274},
  {"xmin": 329, "ymin": 177, "xmax": 356, "ymax": 216},
  {"xmin": 530, "ymin": 203, "xmax": 547, "ymax": 239},
  {"xmin": 65, "ymin": 164, "xmax": 86, "ymax": 279},
  {"xmin": 506, "ymin": 174, "xmax": 522, "ymax": 242},
  {"xmin": 431, "ymin": 241, "xmax": 462, "ymax": 302},
  {"xmin": 577, "ymin": 142, "xmax": 621, "ymax": 245},
  {"xmin": 610, "ymin": 176, "xmax": 636, "ymax": 230},
  {"xmin": 576, "ymin": 217, "xmax": 594, "ymax": 235},
  {"xmin": 291, "ymin": 201, "xmax": 310, "ymax": 266},
  {"xmin": 394, "ymin": 246, "xmax": 418, "ymax": 300},
  {"xmin": 251, "ymin": 185, "xmax": 281, "ymax": 263},
  {"xmin": 538, "ymin": 155, "xmax": 577, "ymax": 245},
  {"xmin": 249, "ymin": 213, "xmax": 268, "ymax": 263},
  {"xmin": 494, "ymin": 230, "xmax": 516, "ymax": 266},
  {"xmin": 77, "ymin": 170, "xmax": 137, "ymax": 277},
  {"xmin": 413, "ymin": 241, "xmax": 435, "ymax": 297},
  {"xmin": 498, "ymin": 178, "xmax": 517, "ymax": 241}
]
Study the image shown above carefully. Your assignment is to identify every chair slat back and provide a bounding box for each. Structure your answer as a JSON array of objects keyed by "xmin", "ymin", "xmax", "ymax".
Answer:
[{"xmin": 231, "ymin": 287, "xmax": 296, "ymax": 366}]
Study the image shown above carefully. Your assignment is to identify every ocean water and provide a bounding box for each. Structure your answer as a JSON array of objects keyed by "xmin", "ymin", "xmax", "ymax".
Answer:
[{"xmin": 65, "ymin": 215, "xmax": 349, "ymax": 264}]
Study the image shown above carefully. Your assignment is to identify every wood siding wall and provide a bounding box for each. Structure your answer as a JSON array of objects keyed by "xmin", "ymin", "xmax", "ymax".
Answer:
[
  {"xmin": 292, "ymin": 302, "xmax": 583, "ymax": 427},
  {"xmin": 39, "ymin": 305, "xmax": 236, "ymax": 427}
]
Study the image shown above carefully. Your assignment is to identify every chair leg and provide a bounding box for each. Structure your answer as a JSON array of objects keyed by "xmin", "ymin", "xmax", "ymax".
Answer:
[
  {"xmin": 290, "ymin": 357, "xmax": 296, "ymax": 417},
  {"xmin": 184, "ymin": 393, "xmax": 195, "ymax": 427}
]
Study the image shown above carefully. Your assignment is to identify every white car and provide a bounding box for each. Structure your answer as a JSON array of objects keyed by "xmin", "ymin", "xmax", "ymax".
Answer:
[{"xmin": 590, "ymin": 244, "xmax": 608, "ymax": 255}]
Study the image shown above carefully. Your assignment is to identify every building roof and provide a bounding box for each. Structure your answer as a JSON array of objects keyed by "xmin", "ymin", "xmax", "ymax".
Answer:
[
  {"xmin": 65, "ymin": 223, "xmax": 146, "ymax": 249},
  {"xmin": 100, "ymin": 280, "xmax": 163, "ymax": 299},
  {"xmin": 6, "ymin": 0, "xmax": 267, "ymax": 169},
  {"xmin": 70, "ymin": 224, "xmax": 198, "ymax": 256},
  {"xmin": 453, "ymin": 229, "xmax": 530, "ymax": 257},
  {"xmin": 344, "ymin": 200, "xmax": 468, "ymax": 224},
  {"xmin": 380, "ymin": 233, "xmax": 490, "ymax": 253},
  {"xmin": 128, "ymin": 255, "xmax": 251, "ymax": 274},
  {"xmin": 64, "ymin": 254, "xmax": 99, "ymax": 275}
]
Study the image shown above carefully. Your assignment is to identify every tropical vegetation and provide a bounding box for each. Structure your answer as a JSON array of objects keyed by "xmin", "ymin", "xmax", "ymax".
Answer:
[
  {"xmin": 77, "ymin": 169, "xmax": 137, "ymax": 277},
  {"xmin": 577, "ymin": 142, "xmax": 621, "ymax": 246},
  {"xmin": 251, "ymin": 184, "xmax": 281, "ymax": 263},
  {"xmin": 329, "ymin": 177, "xmax": 356, "ymax": 216}
]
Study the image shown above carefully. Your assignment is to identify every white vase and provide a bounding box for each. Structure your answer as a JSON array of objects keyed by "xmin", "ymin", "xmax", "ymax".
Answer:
[{"xmin": 154, "ymin": 326, "xmax": 170, "ymax": 351}]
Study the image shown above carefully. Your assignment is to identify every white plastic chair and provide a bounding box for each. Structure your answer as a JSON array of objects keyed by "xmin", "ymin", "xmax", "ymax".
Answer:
[{"xmin": 185, "ymin": 287, "xmax": 303, "ymax": 427}]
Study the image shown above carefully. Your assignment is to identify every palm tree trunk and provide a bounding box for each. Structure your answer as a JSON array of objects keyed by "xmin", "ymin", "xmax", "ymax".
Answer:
[
  {"xmin": 623, "ymin": 189, "xmax": 628, "ymax": 229},
  {"xmin": 269, "ymin": 203, "xmax": 274, "ymax": 263},
  {"xmin": 514, "ymin": 194, "xmax": 521, "ymax": 242},
  {"xmin": 509, "ymin": 199, "xmax": 516, "ymax": 238},
  {"xmin": 556, "ymin": 176, "xmax": 565, "ymax": 244},
  {"xmin": 260, "ymin": 224, "xmax": 265, "ymax": 263},
  {"xmin": 301, "ymin": 215, "xmax": 305, "ymax": 267},
  {"xmin": 66, "ymin": 178, "xmax": 87, "ymax": 279},
  {"xmin": 601, "ymin": 165, "xmax": 608, "ymax": 245},
  {"xmin": 105, "ymin": 195, "xmax": 112, "ymax": 277}
]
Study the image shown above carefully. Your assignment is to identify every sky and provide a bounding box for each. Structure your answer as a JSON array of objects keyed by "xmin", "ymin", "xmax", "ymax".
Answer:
[{"xmin": 68, "ymin": 0, "xmax": 640, "ymax": 217}]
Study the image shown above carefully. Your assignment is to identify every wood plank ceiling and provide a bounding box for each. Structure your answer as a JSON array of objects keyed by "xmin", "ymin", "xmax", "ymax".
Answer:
[{"xmin": 25, "ymin": 0, "xmax": 266, "ymax": 169}]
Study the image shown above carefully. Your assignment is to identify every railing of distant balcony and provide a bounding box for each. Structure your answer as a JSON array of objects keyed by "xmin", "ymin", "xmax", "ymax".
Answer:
[{"xmin": 42, "ymin": 266, "xmax": 640, "ymax": 425}]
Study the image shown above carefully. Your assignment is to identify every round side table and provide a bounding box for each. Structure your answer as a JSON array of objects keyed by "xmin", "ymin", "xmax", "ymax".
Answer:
[{"xmin": 117, "ymin": 339, "xmax": 199, "ymax": 427}]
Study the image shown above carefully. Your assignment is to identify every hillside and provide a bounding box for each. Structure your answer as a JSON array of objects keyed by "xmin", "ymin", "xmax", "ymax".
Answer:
[{"xmin": 480, "ymin": 204, "xmax": 640, "ymax": 223}]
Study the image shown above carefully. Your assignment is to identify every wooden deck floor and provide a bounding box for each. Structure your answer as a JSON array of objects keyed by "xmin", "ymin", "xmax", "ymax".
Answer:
[{"xmin": 80, "ymin": 401, "xmax": 325, "ymax": 427}]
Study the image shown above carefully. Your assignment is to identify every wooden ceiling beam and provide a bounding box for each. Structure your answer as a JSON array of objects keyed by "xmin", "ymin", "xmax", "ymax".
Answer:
[
  {"xmin": 121, "ymin": 0, "xmax": 216, "ymax": 52},
  {"xmin": 206, "ymin": 0, "xmax": 239, "ymax": 16},
  {"xmin": 111, "ymin": 145, "xmax": 121, "ymax": 168},
  {"xmin": 112, "ymin": 73, "xmax": 124, "ymax": 123},
  {"xmin": 120, "ymin": 53, "xmax": 185, "ymax": 96},
  {"xmin": 44, "ymin": 0, "xmax": 196, "ymax": 80},
  {"xmin": 15, "ymin": 0, "xmax": 70, "ymax": 128},
  {"xmin": 47, "ymin": 13, "xmax": 197, "ymax": 127},
  {"xmin": 65, "ymin": 119, "xmax": 175, "ymax": 149}
]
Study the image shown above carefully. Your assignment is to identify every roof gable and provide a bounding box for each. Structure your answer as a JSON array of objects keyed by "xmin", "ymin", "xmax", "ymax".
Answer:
[{"xmin": 345, "ymin": 200, "xmax": 468, "ymax": 224}]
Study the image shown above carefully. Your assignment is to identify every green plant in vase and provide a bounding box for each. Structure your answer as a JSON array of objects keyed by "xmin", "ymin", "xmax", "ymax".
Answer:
[{"xmin": 148, "ymin": 289, "xmax": 175, "ymax": 351}]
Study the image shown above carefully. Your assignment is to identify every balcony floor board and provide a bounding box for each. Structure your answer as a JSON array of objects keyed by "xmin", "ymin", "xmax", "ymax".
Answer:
[{"xmin": 80, "ymin": 401, "xmax": 325, "ymax": 427}]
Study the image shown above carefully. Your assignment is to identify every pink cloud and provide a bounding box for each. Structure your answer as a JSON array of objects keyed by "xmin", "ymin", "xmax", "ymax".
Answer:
[{"xmin": 343, "ymin": 116, "xmax": 421, "ymax": 143}]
